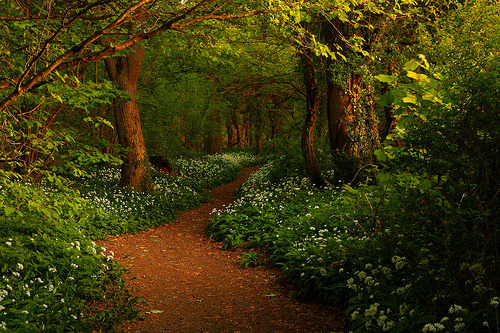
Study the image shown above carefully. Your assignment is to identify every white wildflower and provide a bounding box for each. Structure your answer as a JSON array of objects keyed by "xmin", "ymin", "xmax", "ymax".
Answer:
[
  {"xmin": 448, "ymin": 304, "xmax": 465, "ymax": 314},
  {"xmin": 364, "ymin": 303, "xmax": 379, "ymax": 318}
]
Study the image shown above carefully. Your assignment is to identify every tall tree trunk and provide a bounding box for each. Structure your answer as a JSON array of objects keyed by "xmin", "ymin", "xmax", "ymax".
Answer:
[
  {"xmin": 204, "ymin": 109, "xmax": 223, "ymax": 155},
  {"xmin": 231, "ymin": 108, "xmax": 243, "ymax": 148},
  {"xmin": 226, "ymin": 118, "xmax": 236, "ymax": 148},
  {"xmin": 254, "ymin": 107, "xmax": 263, "ymax": 156},
  {"xmin": 324, "ymin": 18, "xmax": 350, "ymax": 157},
  {"xmin": 326, "ymin": 71, "xmax": 350, "ymax": 155},
  {"xmin": 299, "ymin": 49, "xmax": 328, "ymax": 189},
  {"xmin": 104, "ymin": 43, "xmax": 151, "ymax": 190}
]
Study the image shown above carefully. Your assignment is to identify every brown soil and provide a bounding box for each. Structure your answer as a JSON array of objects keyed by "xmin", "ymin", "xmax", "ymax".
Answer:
[{"xmin": 100, "ymin": 166, "xmax": 346, "ymax": 333}]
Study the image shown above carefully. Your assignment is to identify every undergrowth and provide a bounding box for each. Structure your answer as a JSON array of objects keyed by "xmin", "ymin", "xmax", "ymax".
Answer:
[
  {"xmin": 0, "ymin": 152, "xmax": 264, "ymax": 332},
  {"xmin": 208, "ymin": 158, "xmax": 499, "ymax": 332}
]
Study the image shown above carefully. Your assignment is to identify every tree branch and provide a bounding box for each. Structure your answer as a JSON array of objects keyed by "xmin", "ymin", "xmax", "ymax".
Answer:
[
  {"xmin": 171, "ymin": 10, "xmax": 266, "ymax": 30},
  {"xmin": 0, "ymin": 0, "xmax": 154, "ymax": 111},
  {"xmin": 15, "ymin": 0, "xmax": 112, "ymax": 93},
  {"xmin": 0, "ymin": 0, "xmax": 265, "ymax": 111}
]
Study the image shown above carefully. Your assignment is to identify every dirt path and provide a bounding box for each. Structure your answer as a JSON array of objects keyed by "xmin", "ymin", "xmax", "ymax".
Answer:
[{"xmin": 100, "ymin": 166, "xmax": 346, "ymax": 333}]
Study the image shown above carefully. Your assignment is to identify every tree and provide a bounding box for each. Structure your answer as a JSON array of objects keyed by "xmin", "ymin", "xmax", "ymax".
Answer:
[
  {"xmin": 0, "ymin": 0, "xmax": 264, "ymax": 189},
  {"xmin": 105, "ymin": 42, "xmax": 151, "ymax": 189},
  {"xmin": 298, "ymin": 40, "xmax": 329, "ymax": 188},
  {"xmin": 137, "ymin": 17, "xmax": 300, "ymax": 157}
]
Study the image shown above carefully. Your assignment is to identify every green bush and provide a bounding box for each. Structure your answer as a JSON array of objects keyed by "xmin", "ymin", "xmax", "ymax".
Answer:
[{"xmin": 70, "ymin": 152, "xmax": 265, "ymax": 239}]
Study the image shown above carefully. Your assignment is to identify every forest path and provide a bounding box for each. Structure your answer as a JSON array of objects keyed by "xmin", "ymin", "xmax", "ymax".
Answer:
[{"xmin": 100, "ymin": 166, "xmax": 345, "ymax": 333}]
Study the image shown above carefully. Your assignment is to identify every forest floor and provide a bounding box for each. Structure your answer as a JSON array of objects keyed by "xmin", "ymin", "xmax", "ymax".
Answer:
[{"xmin": 100, "ymin": 166, "xmax": 346, "ymax": 333}]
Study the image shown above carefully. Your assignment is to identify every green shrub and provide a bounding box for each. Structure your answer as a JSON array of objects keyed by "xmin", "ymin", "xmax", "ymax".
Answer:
[
  {"xmin": 0, "ymin": 152, "xmax": 262, "ymax": 331},
  {"xmin": 72, "ymin": 152, "xmax": 264, "ymax": 238}
]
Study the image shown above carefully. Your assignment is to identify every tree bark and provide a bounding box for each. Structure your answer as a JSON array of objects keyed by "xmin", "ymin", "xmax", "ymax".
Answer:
[
  {"xmin": 326, "ymin": 72, "xmax": 350, "ymax": 155},
  {"xmin": 104, "ymin": 43, "xmax": 151, "ymax": 190},
  {"xmin": 324, "ymin": 18, "xmax": 350, "ymax": 156},
  {"xmin": 231, "ymin": 108, "xmax": 243, "ymax": 148},
  {"xmin": 299, "ymin": 49, "xmax": 328, "ymax": 189},
  {"xmin": 204, "ymin": 109, "xmax": 223, "ymax": 155}
]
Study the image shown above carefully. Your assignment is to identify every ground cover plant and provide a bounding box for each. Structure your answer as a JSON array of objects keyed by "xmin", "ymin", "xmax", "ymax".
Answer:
[
  {"xmin": 211, "ymin": 6, "xmax": 500, "ymax": 330},
  {"xmin": 0, "ymin": 182, "xmax": 136, "ymax": 332},
  {"xmin": 73, "ymin": 152, "xmax": 266, "ymax": 239},
  {"xmin": 208, "ymin": 157, "xmax": 499, "ymax": 332},
  {"xmin": 0, "ymin": 152, "xmax": 264, "ymax": 332}
]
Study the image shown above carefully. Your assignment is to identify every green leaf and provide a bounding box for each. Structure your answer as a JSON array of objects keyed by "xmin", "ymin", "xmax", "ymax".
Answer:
[
  {"xmin": 344, "ymin": 184, "xmax": 358, "ymax": 194},
  {"xmin": 402, "ymin": 93, "xmax": 418, "ymax": 105},
  {"xmin": 407, "ymin": 71, "xmax": 428, "ymax": 81},
  {"xmin": 374, "ymin": 74, "xmax": 397, "ymax": 83},
  {"xmin": 4, "ymin": 207, "xmax": 17, "ymax": 216},
  {"xmin": 374, "ymin": 149, "xmax": 387, "ymax": 162},
  {"xmin": 403, "ymin": 59, "xmax": 421, "ymax": 71},
  {"xmin": 377, "ymin": 92, "xmax": 394, "ymax": 106},
  {"xmin": 376, "ymin": 171, "xmax": 392, "ymax": 184}
]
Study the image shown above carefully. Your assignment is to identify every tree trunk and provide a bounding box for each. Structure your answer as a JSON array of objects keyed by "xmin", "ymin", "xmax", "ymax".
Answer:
[
  {"xmin": 254, "ymin": 108, "xmax": 263, "ymax": 156},
  {"xmin": 104, "ymin": 43, "xmax": 151, "ymax": 191},
  {"xmin": 299, "ymin": 49, "xmax": 328, "ymax": 189},
  {"xmin": 226, "ymin": 118, "xmax": 236, "ymax": 148},
  {"xmin": 324, "ymin": 18, "xmax": 350, "ymax": 157},
  {"xmin": 326, "ymin": 74, "xmax": 350, "ymax": 155},
  {"xmin": 204, "ymin": 109, "xmax": 223, "ymax": 155},
  {"xmin": 323, "ymin": 18, "xmax": 379, "ymax": 160},
  {"xmin": 231, "ymin": 108, "xmax": 243, "ymax": 148}
]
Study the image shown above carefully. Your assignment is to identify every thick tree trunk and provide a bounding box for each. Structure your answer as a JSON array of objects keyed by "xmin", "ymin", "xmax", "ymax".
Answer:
[
  {"xmin": 299, "ymin": 49, "xmax": 328, "ymax": 189},
  {"xmin": 324, "ymin": 19, "xmax": 350, "ymax": 157},
  {"xmin": 104, "ymin": 43, "xmax": 151, "ymax": 190},
  {"xmin": 326, "ymin": 73, "xmax": 350, "ymax": 155},
  {"xmin": 323, "ymin": 17, "xmax": 379, "ymax": 160},
  {"xmin": 226, "ymin": 119, "xmax": 236, "ymax": 148}
]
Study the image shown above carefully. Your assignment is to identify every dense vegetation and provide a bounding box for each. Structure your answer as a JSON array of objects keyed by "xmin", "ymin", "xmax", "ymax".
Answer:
[
  {"xmin": 209, "ymin": 154, "xmax": 498, "ymax": 331},
  {"xmin": 0, "ymin": 0, "xmax": 498, "ymax": 332},
  {"xmin": 0, "ymin": 153, "xmax": 264, "ymax": 331}
]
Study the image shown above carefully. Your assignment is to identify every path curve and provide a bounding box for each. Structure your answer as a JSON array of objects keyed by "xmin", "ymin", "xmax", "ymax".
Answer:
[{"xmin": 101, "ymin": 166, "xmax": 345, "ymax": 333}]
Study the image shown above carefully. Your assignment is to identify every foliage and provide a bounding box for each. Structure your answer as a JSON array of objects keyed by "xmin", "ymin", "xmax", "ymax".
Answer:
[
  {"xmin": 172, "ymin": 152, "xmax": 265, "ymax": 191},
  {"xmin": 138, "ymin": 21, "xmax": 299, "ymax": 156},
  {"xmin": 209, "ymin": 8, "xmax": 500, "ymax": 330},
  {"xmin": 0, "ymin": 182, "xmax": 136, "ymax": 332},
  {"xmin": 209, "ymin": 152, "xmax": 499, "ymax": 332},
  {"xmin": 71, "ymin": 152, "xmax": 265, "ymax": 239},
  {"xmin": 0, "ymin": 152, "xmax": 262, "ymax": 331},
  {"xmin": 240, "ymin": 251, "xmax": 262, "ymax": 268}
]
